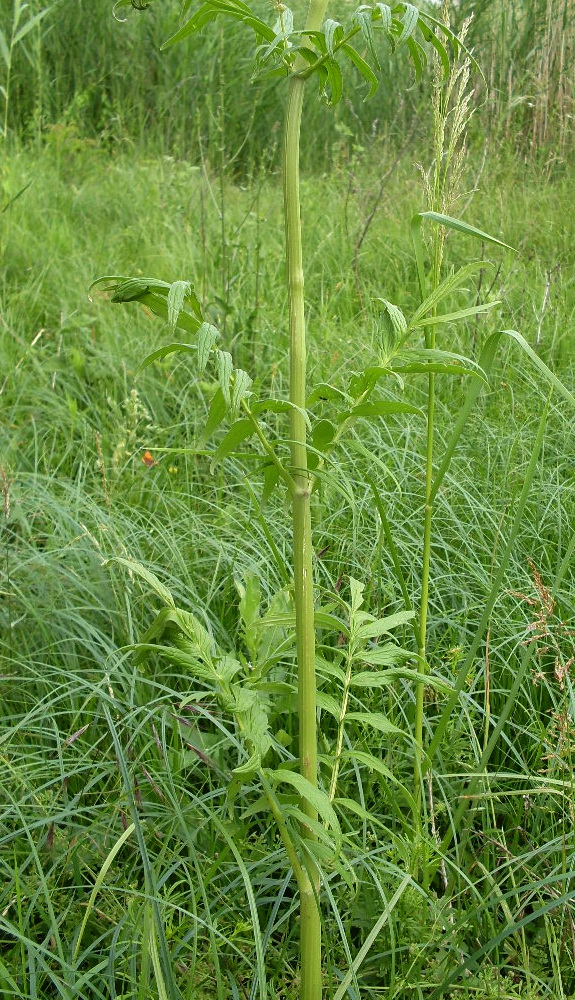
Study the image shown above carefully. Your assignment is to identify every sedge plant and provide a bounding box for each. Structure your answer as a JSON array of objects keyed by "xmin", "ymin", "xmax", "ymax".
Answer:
[{"xmin": 92, "ymin": 2, "xmax": 575, "ymax": 998}]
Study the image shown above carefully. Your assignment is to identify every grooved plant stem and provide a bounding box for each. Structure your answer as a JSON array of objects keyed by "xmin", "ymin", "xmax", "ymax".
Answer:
[{"xmin": 283, "ymin": 1, "xmax": 329, "ymax": 996}]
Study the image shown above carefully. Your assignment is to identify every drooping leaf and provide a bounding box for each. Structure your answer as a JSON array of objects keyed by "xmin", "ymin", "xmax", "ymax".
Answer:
[
  {"xmin": 215, "ymin": 350, "xmax": 233, "ymax": 406},
  {"xmin": 353, "ymin": 6, "xmax": 380, "ymax": 69},
  {"xmin": 197, "ymin": 322, "xmax": 219, "ymax": 372},
  {"xmin": 230, "ymin": 368, "xmax": 253, "ymax": 418},
  {"xmin": 406, "ymin": 35, "xmax": 426, "ymax": 82},
  {"xmin": 106, "ymin": 557, "xmax": 175, "ymax": 608},
  {"xmin": 323, "ymin": 17, "xmax": 343, "ymax": 56},
  {"xmin": 395, "ymin": 3, "xmax": 419, "ymax": 46},
  {"xmin": 341, "ymin": 43, "xmax": 379, "ymax": 98},
  {"xmin": 167, "ymin": 280, "xmax": 192, "ymax": 333},
  {"xmin": 161, "ymin": 0, "xmax": 276, "ymax": 51}
]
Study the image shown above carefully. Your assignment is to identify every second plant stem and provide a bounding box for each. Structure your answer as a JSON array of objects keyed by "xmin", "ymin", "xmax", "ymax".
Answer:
[{"xmin": 283, "ymin": 0, "xmax": 330, "ymax": 996}]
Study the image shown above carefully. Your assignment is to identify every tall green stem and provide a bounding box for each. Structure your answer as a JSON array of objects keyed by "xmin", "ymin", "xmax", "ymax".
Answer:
[{"xmin": 283, "ymin": 1, "xmax": 329, "ymax": 996}]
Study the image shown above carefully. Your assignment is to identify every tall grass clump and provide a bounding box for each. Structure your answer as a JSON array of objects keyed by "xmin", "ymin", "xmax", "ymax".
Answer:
[{"xmin": 82, "ymin": 1, "xmax": 575, "ymax": 998}]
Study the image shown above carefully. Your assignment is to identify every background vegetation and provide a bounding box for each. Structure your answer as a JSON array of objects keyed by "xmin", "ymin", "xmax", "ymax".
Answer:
[{"xmin": 1, "ymin": 1, "xmax": 574, "ymax": 997}]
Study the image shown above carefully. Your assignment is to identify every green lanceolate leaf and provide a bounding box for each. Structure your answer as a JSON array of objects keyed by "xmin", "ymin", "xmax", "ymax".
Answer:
[
  {"xmin": 167, "ymin": 280, "xmax": 192, "ymax": 333},
  {"xmin": 161, "ymin": 0, "xmax": 276, "ymax": 51},
  {"xmin": 406, "ymin": 35, "xmax": 426, "ymax": 82},
  {"xmin": 342, "ymin": 399, "xmax": 423, "ymax": 421},
  {"xmin": 140, "ymin": 342, "xmax": 197, "ymax": 370},
  {"xmin": 354, "ymin": 608, "xmax": 415, "ymax": 639},
  {"xmin": 210, "ymin": 418, "xmax": 254, "ymax": 470},
  {"xmin": 345, "ymin": 712, "xmax": 401, "ymax": 734},
  {"xmin": 374, "ymin": 3, "xmax": 392, "ymax": 39},
  {"xmin": 197, "ymin": 322, "xmax": 220, "ymax": 372},
  {"xmin": 230, "ymin": 369, "xmax": 253, "ymax": 418},
  {"xmin": 323, "ymin": 17, "xmax": 343, "ymax": 56},
  {"xmin": 395, "ymin": 3, "xmax": 419, "ymax": 46},
  {"xmin": 412, "ymin": 300, "xmax": 499, "ymax": 329},
  {"xmin": 201, "ymin": 387, "xmax": 227, "ymax": 443},
  {"xmin": 340, "ymin": 43, "xmax": 379, "ymax": 98},
  {"xmin": 391, "ymin": 348, "xmax": 489, "ymax": 384},
  {"xmin": 356, "ymin": 643, "xmax": 413, "ymax": 666},
  {"xmin": 267, "ymin": 768, "xmax": 342, "ymax": 851},
  {"xmin": 352, "ymin": 6, "xmax": 380, "ymax": 69},
  {"xmin": 215, "ymin": 350, "xmax": 233, "ymax": 406},
  {"xmin": 316, "ymin": 691, "xmax": 342, "ymax": 720}
]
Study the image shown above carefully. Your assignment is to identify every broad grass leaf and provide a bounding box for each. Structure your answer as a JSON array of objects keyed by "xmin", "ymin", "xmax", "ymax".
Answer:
[
  {"xmin": 13, "ymin": 5, "xmax": 53, "ymax": 46},
  {"xmin": 0, "ymin": 30, "xmax": 9, "ymax": 68},
  {"xmin": 210, "ymin": 418, "xmax": 254, "ymax": 470}
]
